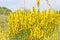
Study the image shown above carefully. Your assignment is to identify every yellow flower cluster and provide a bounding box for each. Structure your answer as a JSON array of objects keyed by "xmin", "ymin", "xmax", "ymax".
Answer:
[
  {"xmin": 0, "ymin": 26, "xmax": 5, "ymax": 40},
  {"xmin": 7, "ymin": 8, "xmax": 60, "ymax": 40},
  {"xmin": 0, "ymin": 26, "xmax": 10, "ymax": 40},
  {"xmin": 36, "ymin": 0, "xmax": 40, "ymax": 6}
]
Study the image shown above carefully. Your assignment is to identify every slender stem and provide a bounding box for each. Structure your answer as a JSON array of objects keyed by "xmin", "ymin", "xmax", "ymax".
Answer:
[{"xmin": 24, "ymin": 0, "xmax": 25, "ymax": 9}]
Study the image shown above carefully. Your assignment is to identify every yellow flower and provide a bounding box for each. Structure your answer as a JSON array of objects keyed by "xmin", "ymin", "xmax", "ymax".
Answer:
[
  {"xmin": 7, "ymin": 9, "xmax": 60, "ymax": 40},
  {"xmin": 36, "ymin": 0, "xmax": 40, "ymax": 5},
  {"xmin": 30, "ymin": 27, "xmax": 43, "ymax": 39}
]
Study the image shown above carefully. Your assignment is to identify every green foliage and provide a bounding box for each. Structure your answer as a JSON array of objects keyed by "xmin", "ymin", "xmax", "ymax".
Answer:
[{"xmin": 0, "ymin": 7, "xmax": 12, "ymax": 15}]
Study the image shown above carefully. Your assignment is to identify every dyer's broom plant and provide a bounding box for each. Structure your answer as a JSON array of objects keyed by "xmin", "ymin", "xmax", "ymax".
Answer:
[{"xmin": 7, "ymin": 8, "xmax": 60, "ymax": 40}]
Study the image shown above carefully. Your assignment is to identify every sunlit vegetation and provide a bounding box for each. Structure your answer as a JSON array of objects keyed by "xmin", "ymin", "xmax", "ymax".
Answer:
[
  {"xmin": 7, "ymin": 8, "xmax": 60, "ymax": 40},
  {"xmin": 0, "ymin": 0, "xmax": 60, "ymax": 40}
]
